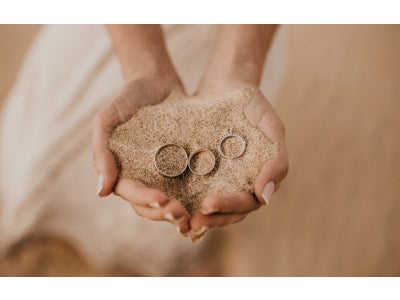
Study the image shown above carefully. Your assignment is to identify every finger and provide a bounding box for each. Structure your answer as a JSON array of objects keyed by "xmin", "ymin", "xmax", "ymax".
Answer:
[
  {"xmin": 114, "ymin": 178, "xmax": 190, "ymax": 232},
  {"xmin": 253, "ymin": 152, "xmax": 289, "ymax": 205},
  {"xmin": 189, "ymin": 212, "xmax": 248, "ymax": 239},
  {"xmin": 92, "ymin": 108, "xmax": 121, "ymax": 197},
  {"xmin": 114, "ymin": 178, "xmax": 169, "ymax": 208},
  {"xmin": 200, "ymin": 192, "xmax": 261, "ymax": 215},
  {"xmin": 254, "ymin": 108, "xmax": 288, "ymax": 204},
  {"xmin": 245, "ymin": 92, "xmax": 289, "ymax": 204},
  {"xmin": 131, "ymin": 200, "xmax": 191, "ymax": 233}
]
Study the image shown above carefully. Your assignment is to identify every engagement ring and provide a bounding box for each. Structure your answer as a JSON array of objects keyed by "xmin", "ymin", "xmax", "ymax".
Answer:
[{"xmin": 217, "ymin": 128, "xmax": 247, "ymax": 159}]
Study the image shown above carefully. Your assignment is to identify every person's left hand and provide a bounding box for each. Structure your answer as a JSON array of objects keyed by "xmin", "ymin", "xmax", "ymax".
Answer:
[{"xmin": 188, "ymin": 84, "xmax": 289, "ymax": 243}]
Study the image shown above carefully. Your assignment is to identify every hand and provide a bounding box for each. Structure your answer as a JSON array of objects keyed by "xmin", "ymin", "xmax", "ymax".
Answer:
[
  {"xmin": 188, "ymin": 83, "xmax": 289, "ymax": 243},
  {"xmin": 92, "ymin": 75, "xmax": 192, "ymax": 234}
]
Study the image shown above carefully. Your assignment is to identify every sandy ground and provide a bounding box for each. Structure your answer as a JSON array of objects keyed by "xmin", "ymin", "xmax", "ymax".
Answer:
[{"xmin": 0, "ymin": 25, "xmax": 399, "ymax": 276}]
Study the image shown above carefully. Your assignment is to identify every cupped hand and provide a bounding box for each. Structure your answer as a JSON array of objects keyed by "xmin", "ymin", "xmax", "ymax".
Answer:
[
  {"xmin": 188, "ymin": 84, "xmax": 289, "ymax": 243},
  {"xmin": 92, "ymin": 75, "xmax": 191, "ymax": 234}
]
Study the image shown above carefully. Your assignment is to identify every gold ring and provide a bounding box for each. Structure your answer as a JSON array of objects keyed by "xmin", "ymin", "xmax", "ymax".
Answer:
[
  {"xmin": 153, "ymin": 143, "xmax": 188, "ymax": 177},
  {"xmin": 188, "ymin": 148, "xmax": 216, "ymax": 176}
]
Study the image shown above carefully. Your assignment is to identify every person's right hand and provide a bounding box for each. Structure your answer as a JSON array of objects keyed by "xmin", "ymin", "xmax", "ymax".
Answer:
[{"xmin": 92, "ymin": 74, "xmax": 192, "ymax": 234}]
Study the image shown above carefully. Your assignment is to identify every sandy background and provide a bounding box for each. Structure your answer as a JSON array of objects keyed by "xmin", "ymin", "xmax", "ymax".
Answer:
[{"xmin": 0, "ymin": 25, "xmax": 399, "ymax": 276}]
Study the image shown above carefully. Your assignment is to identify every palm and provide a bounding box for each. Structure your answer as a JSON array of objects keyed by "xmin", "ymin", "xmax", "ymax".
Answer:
[
  {"xmin": 243, "ymin": 88, "xmax": 288, "ymax": 198},
  {"xmin": 92, "ymin": 79, "xmax": 192, "ymax": 234},
  {"xmin": 188, "ymin": 86, "xmax": 289, "ymax": 243}
]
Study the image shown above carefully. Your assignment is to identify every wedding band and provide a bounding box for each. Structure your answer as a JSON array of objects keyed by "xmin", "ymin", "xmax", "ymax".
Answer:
[
  {"xmin": 188, "ymin": 148, "xmax": 216, "ymax": 176},
  {"xmin": 153, "ymin": 143, "xmax": 188, "ymax": 177},
  {"xmin": 217, "ymin": 128, "xmax": 247, "ymax": 159}
]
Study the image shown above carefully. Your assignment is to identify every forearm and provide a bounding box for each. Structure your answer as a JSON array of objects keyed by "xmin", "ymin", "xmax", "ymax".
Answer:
[
  {"xmin": 199, "ymin": 25, "xmax": 278, "ymax": 91},
  {"xmin": 106, "ymin": 25, "xmax": 178, "ymax": 82}
]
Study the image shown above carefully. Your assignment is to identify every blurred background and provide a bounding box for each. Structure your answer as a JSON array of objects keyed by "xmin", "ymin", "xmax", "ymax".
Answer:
[{"xmin": 0, "ymin": 25, "xmax": 399, "ymax": 276}]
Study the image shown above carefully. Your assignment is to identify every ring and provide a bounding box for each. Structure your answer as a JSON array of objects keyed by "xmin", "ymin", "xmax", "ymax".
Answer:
[
  {"xmin": 188, "ymin": 148, "xmax": 216, "ymax": 176},
  {"xmin": 217, "ymin": 128, "xmax": 247, "ymax": 159},
  {"xmin": 153, "ymin": 143, "xmax": 188, "ymax": 177}
]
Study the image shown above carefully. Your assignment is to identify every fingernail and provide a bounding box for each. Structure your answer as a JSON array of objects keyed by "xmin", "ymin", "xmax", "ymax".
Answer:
[
  {"xmin": 262, "ymin": 181, "xmax": 275, "ymax": 205},
  {"xmin": 164, "ymin": 212, "xmax": 175, "ymax": 222},
  {"xmin": 149, "ymin": 202, "xmax": 161, "ymax": 208},
  {"xmin": 176, "ymin": 226, "xmax": 188, "ymax": 236},
  {"xmin": 191, "ymin": 226, "xmax": 209, "ymax": 236},
  {"xmin": 192, "ymin": 235, "xmax": 205, "ymax": 244},
  {"xmin": 200, "ymin": 207, "xmax": 217, "ymax": 215},
  {"xmin": 97, "ymin": 174, "xmax": 105, "ymax": 196}
]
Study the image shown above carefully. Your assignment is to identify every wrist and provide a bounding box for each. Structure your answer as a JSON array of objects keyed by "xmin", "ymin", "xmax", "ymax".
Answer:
[
  {"xmin": 123, "ymin": 61, "xmax": 184, "ymax": 100},
  {"xmin": 198, "ymin": 60, "xmax": 259, "ymax": 94},
  {"xmin": 107, "ymin": 25, "xmax": 180, "ymax": 85},
  {"xmin": 120, "ymin": 50, "xmax": 177, "ymax": 84},
  {"xmin": 198, "ymin": 45, "xmax": 265, "ymax": 93},
  {"xmin": 198, "ymin": 25, "xmax": 277, "ymax": 94}
]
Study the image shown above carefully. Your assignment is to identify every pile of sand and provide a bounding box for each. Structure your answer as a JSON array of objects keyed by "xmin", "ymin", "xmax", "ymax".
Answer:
[{"xmin": 109, "ymin": 87, "xmax": 278, "ymax": 213}]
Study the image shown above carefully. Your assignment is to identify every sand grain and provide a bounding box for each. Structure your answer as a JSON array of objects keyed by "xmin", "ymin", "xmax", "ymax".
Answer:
[{"xmin": 109, "ymin": 87, "xmax": 278, "ymax": 213}]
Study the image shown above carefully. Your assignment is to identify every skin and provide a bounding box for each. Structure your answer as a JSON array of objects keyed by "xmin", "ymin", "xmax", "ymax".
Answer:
[{"xmin": 92, "ymin": 25, "xmax": 289, "ymax": 242}]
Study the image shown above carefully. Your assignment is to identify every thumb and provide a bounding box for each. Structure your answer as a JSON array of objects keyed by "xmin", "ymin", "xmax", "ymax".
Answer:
[
  {"xmin": 92, "ymin": 112, "xmax": 119, "ymax": 197},
  {"xmin": 253, "ymin": 147, "xmax": 289, "ymax": 205}
]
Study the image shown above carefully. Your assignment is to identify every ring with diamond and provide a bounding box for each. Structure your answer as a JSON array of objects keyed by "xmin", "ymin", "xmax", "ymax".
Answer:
[
  {"xmin": 188, "ymin": 148, "xmax": 216, "ymax": 176},
  {"xmin": 153, "ymin": 143, "xmax": 188, "ymax": 177},
  {"xmin": 217, "ymin": 128, "xmax": 247, "ymax": 159}
]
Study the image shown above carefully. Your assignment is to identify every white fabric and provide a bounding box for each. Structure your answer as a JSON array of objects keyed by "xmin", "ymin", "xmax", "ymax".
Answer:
[{"xmin": 0, "ymin": 25, "xmax": 282, "ymax": 275}]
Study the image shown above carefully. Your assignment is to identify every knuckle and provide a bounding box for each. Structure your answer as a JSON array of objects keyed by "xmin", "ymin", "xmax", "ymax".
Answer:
[
  {"xmin": 93, "ymin": 111, "xmax": 105, "ymax": 128},
  {"xmin": 162, "ymin": 202, "xmax": 185, "ymax": 219},
  {"xmin": 279, "ymin": 160, "xmax": 289, "ymax": 177},
  {"xmin": 201, "ymin": 196, "xmax": 218, "ymax": 212},
  {"xmin": 168, "ymin": 199, "xmax": 183, "ymax": 211},
  {"xmin": 148, "ymin": 191, "xmax": 163, "ymax": 203},
  {"xmin": 191, "ymin": 214, "xmax": 208, "ymax": 229},
  {"xmin": 189, "ymin": 220, "xmax": 201, "ymax": 232},
  {"xmin": 130, "ymin": 205, "xmax": 143, "ymax": 217},
  {"xmin": 206, "ymin": 196, "xmax": 219, "ymax": 210},
  {"xmin": 271, "ymin": 119, "xmax": 285, "ymax": 135},
  {"xmin": 92, "ymin": 147, "xmax": 110, "ymax": 166}
]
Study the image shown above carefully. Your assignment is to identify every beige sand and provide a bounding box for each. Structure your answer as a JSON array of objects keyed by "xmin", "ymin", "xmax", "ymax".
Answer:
[{"xmin": 109, "ymin": 88, "xmax": 278, "ymax": 213}]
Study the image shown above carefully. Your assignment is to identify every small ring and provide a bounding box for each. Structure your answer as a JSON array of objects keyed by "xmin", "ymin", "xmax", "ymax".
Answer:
[
  {"xmin": 217, "ymin": 128, "xmax": 247, "ymax": 159},
  {"xmin": 153, "ymin": 143, "xmax": 188, "ymax": 177},
  {"xmin": 188, "ymin": 148, "xmax": 216, "ymax": 176}
]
